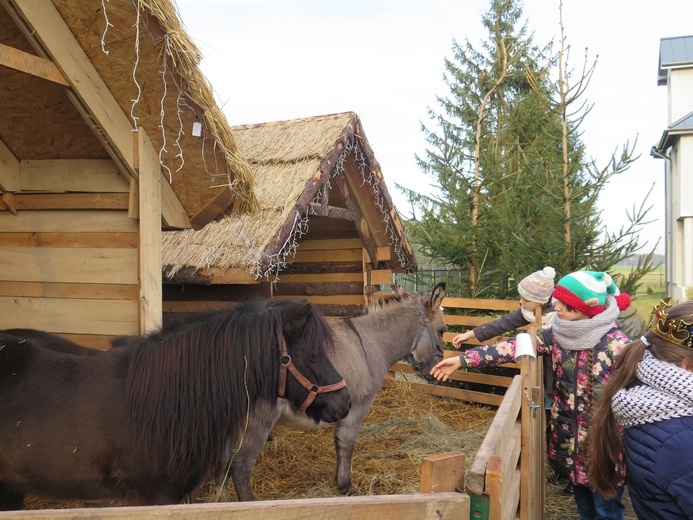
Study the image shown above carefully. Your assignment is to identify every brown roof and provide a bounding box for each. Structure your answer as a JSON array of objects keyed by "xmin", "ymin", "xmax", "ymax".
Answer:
[
  {"xmin": 0, "ymin": 0, "xmax": 257, "ymax": 226},
  {"xmin": 162, "ymin": 112, "xmax": 416, "ymax": 280}
]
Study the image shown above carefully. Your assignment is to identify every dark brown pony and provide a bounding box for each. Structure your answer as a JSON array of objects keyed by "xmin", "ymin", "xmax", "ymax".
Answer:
[{"xmin": 0, "ymin": 299, "xmax": 350, "ymax": 510}]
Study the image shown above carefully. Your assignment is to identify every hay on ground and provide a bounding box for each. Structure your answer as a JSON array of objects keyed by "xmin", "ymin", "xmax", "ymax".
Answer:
[{"xmin": 211, "ymin": 382, "xmax": 496, "ymax": 501}]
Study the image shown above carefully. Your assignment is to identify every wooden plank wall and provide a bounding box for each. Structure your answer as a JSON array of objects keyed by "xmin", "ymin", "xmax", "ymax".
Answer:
[
  {"xmin": 272, "ymin": 237, "xmax": 368, "ymax": 317},
  {"xmin": 0, "ymin": 160, "xmax": 139, "ymax": 349},
  {"xmin": 161, "ymin": 237, "xmax": 393, "ymax": 320}
]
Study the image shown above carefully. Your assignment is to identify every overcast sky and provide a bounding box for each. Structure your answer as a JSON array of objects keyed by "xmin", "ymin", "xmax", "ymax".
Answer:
[{"xmin": 173, "ymin": 0, "xmax": 693, "ymax": 256}]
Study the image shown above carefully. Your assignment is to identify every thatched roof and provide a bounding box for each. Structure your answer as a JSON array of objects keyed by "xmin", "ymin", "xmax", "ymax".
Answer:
[
  {"xmin": 0, "ymin": 0, "xmax": 257, "ymax": 225},
  {"xmin": 162, "ymin": 112, "xmax": 416, "ymax": 280}
]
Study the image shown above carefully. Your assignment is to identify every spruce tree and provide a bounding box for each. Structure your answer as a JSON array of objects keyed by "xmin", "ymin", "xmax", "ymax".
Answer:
[{"xmin": 401, "ymin": 0, "xmax": 656, "ymax": 298}]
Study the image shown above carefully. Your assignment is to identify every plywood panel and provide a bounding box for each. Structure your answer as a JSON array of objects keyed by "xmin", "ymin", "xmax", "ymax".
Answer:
[
  {"xmin": 0, "ymin": 210, "xmax": 137, "ymax": 232},
  {"xmin": 0, "ymin": 297, "xmax": 138, "ymax": 335},
  {"xmin": 0, "ymin": 247, "xmax": 138, "ymax": 284}
]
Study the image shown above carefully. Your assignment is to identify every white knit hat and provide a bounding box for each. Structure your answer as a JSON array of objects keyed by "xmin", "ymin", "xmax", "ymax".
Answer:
[{"xmin": 517, "ymin": 266, "xmax": 556, "ymax": 304}]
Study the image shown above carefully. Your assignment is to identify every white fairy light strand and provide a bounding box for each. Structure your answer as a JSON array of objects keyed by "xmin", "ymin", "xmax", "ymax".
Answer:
[
  {"xmin": 158, "ymin": 41, "xmax": 172, "ymax": 183},
  {"xmin": 100, "ymin": 0, "xmax": 112, "ymax": 55},
  {"xmin": 174, "ymin": 91, "xmax": 187, "ymax": 172},
  {"xmin": 333, "ymin": 133, "xmax": 408, "ymax": 268},
  {"xmin": 254, "ymin": 130, "xmax": 409, "ymax": 280},
  {"xmin": 129, "ymin": 0, "xmax": 142, "ymax": 130}
]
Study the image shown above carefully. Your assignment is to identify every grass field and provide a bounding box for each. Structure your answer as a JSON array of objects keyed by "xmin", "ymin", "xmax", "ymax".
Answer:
[{"xmin": 611, "ymin": 265, "xmax": 666, "ymax": 321}]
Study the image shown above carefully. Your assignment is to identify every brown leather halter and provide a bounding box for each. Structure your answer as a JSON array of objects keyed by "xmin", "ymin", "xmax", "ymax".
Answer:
[{"xmin": 277, "ymin": 333, "xmax": 347, "ymax": 413}]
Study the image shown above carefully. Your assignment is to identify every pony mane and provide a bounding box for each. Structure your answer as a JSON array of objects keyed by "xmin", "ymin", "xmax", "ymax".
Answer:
[{"xmin": 124, "ymin": 301, "xmax": 284, "ymax": 475}]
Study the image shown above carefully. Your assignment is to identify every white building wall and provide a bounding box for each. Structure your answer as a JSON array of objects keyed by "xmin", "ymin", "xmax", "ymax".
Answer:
[
  {"xmin": 677, "ymin": 136, "xmax": 693, "ymax": 217},
  {"xmin": 661, "ymin": 62, "xmax": 693, "ymax": 301},
  {"xmin": 668, "ymin": 68, "xmax": 693, "ymax": 123}
]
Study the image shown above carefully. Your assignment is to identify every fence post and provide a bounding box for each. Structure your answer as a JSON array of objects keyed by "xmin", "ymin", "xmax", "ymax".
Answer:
[
  {"xmin": 420, "ymin": 452, "xmax": 465, "ymax": 494},
  {"xmin": 519, "ymin": 309, "xmax": 546, "ymax": 520}
]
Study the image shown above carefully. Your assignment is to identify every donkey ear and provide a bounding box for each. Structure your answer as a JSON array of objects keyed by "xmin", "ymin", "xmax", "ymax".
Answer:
[
  {"xmin": 280, "ymin": 299, "xmax": 312, "ymax": 336},
  {"xmin": 429, "ymin": 282, "xmax": 446, "ymax": 308},
  {"xmin": 390, "ymin": 284, "xmax": 407, "ymax": 297}
]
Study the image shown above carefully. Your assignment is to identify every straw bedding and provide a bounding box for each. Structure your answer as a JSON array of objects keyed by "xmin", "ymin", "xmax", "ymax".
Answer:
[{"xmin": 24, "ymin": 381, "xmax": 634, "ymax": 517}]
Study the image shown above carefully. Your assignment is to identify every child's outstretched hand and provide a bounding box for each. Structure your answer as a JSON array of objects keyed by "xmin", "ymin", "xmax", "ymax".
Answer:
[
  {"xmin": 430, "ymin": 356, "xmax": 464, "ymax": 382},
  {"xmin": 452, "ymin": 330, "xmax": 475, "ymax": 349}
]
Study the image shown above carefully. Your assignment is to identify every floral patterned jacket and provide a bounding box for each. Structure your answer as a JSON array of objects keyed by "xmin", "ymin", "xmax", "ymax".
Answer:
[{"xmin": 459, "ymin": 326, "xmax": 629, "ymax": 485}]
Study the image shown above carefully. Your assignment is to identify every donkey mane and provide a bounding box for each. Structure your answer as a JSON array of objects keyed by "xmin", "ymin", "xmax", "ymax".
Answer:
[
  {"xmin": 124, "ymin": 301, "xmax": 283, "ymax": 475},
  {"xmin": 361, "ymin": 291, "xmax": 414, "ymax": 314}
]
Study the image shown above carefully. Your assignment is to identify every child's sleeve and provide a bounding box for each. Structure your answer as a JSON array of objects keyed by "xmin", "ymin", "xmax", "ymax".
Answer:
[
  {"xmin": 536, "ymin": 328, "xmax": 552, "ymax": 355},
  {"xmin": 473, "ymin": 308, "xmax": 529, "ymax": 342},
  {"xmin": 460, "ymin": 338, "xmax": 517, "ymax": 368}
]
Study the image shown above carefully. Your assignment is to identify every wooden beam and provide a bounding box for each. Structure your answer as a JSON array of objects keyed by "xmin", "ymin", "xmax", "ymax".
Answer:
[
  {"xmin": 0, "ymin": 247, "xmax": 138, "ymax": 284},
  {"xmin": 0, "ymin": 210, "xmax": 137, "ymax": 233},
  {"xmin": 206, "ymin": 267, "xmax": 259, "ymax": 284},
  {"xmin": 163, "ymin": 267, "xmax": 259, "ymax": 285},
  {"xmin": 6, "ymin": 193, "xmax": 129, "ymax": 211},
  {"xmin": 0, "ymin": 493, "xmax": 470, "ymax": 519},
  {"xmin": 272, "ymin": 294, "xmax": 364, "ymax": 305},
  {"xmin": 137, "ymin": 129, "xmax": 162, "ymax": 333},
  {"xmin": 189, "ymin": 186, "xmax": 235, "ymax": 229},
  {"xmin": 420, "ymin": 452, "xmax": 466, "ymax": 494},
  {"xmin": 290, "ymin": 248, "xmax": 363, "ymax": 263},
  {"xmin": 0, "ymin": 41, "xmax": 68, "ymax": 86},
  {"xmin": 370, "ymin": 269, "xmax": 393, "ymax": 285},
  {"xmin": 298, "ymin": 238, "xmax": 363, "ymax": 250},
  {"xmin": 0, "ymin": 296, "xmax": 138, "ymax": 336},
  {"xmin": 441, "ymin": 297, "xmax": 520, "ymax": 311},
  {"xmin": 332, "ymin": 171, "xmax": 379, "ymax": 265},
  {"xmin": 2, "ymin": 0, "xmax": 192, "ymax": 230},
  {"xmin": 0, "ymin": 281, "xmax": 138, "ymax": 301},
  {"xmin": 0, "ymin": 138, "xmax": 20, "ymax": 192},
  {"xmin": 19, "ymin": 160, "xmax": 128, "ymax": 193},
  {"xmin": 0, "ymin": 232, "xmax": 137, "ymax": 248},
  {"xmin": 273, "ymin": 272, "xmax": 363, "ymax": 283},
  {"xmin": 1, "ymin": 192, "xmax": 16, "ymax": 214},
  {"xmin": 308, "ymin": 203, "xmax": 357, "ymax": 221}
]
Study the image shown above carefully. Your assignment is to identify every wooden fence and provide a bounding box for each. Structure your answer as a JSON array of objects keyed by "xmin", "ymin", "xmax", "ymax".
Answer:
[
  {"xmin": 394, "ymin": 298, "xmax": 546, "ymax": 520},
  {"xmin": 7, "ymin": 297, "xmax": 542, "ymax": 520},
  {"xmin": 0, "ymin": 494, "xmax": 470, "ymax": 519}
]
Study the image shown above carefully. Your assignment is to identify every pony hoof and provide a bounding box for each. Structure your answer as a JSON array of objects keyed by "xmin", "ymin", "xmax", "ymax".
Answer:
[{"xmin": 339, "ymin": 485, "xmax": 358, "ymax": 496}]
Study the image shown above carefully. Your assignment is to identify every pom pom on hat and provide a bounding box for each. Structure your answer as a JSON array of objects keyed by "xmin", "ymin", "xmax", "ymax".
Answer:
[
  {"xmin": 518, "ymin": 266, "xmax": 556, "ymax": 303},
  {"xmin": 553, "ymin": 271, "xmax": 631, "ymax": 316}
]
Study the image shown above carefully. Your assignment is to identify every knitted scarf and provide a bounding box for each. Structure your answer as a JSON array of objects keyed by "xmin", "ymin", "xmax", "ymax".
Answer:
[
  {"xmin": 551, "ymin": 295, "xmax": 620, "ymax": 351},
  {"xmin": 612, "ymin": 350, "xmax": 693, "ymax": 428}
]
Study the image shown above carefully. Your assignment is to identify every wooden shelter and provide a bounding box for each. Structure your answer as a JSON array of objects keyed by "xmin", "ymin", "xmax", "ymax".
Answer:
[
  {"xmin": 0, "ymin": 0, "xmax": 256, "ymax": 348},
  {"xmin": 162, "ymin": 112, "xmax": 416, "ymax": 318}
]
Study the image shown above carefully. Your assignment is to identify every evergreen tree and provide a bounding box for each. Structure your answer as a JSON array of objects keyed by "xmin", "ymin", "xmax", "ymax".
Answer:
[
  {"xmin": 401, "ymin": 0, "xmax": 656, "ymax": 298},
  {"xmin": 401, "ymin": 0, "xmax": 546, "ymax": 297}
]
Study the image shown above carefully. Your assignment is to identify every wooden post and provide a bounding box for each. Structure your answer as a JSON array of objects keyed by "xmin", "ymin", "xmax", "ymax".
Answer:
[
  {"xmin": 519, "ymin": 309, "xmax": 545, "ymax": 520},
  {"xmin": 420, "ymin": 452, "xmax": 465, "ymax": 493},
  {"xmin": 136, "ymin": 129, "xmax": 162, "ymax": 333}
]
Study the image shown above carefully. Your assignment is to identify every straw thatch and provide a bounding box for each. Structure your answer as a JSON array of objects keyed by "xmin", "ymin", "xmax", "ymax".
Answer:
[
  {"xmin": 162, "ymin": 112, "xmax": 415, "ymax": 279},
  {"xmin": 0, "ymin": 0, "xmax": 257, "ymax": 220}
]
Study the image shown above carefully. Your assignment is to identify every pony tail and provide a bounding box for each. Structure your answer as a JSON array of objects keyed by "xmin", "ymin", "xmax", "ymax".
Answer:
[{"xmin": 588, "ymin": 339, "xmax": 647, "ymax": 497}]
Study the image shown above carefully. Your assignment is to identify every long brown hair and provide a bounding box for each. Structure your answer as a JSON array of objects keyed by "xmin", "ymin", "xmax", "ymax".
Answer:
[{"xmin": 588, "ymin": 301, "xmax": 693, "ymax": 497}]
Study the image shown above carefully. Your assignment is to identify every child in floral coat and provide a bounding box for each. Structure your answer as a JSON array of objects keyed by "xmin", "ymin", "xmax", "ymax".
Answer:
[{"xmin": 430, "ymin": 271, "xmax": 632, "ymax": 520}]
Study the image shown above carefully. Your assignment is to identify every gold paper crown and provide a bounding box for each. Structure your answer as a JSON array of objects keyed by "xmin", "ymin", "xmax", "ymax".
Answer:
[{"xmin": 648, "ymin": 298, "xmax": 693, "ymax": 350}]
